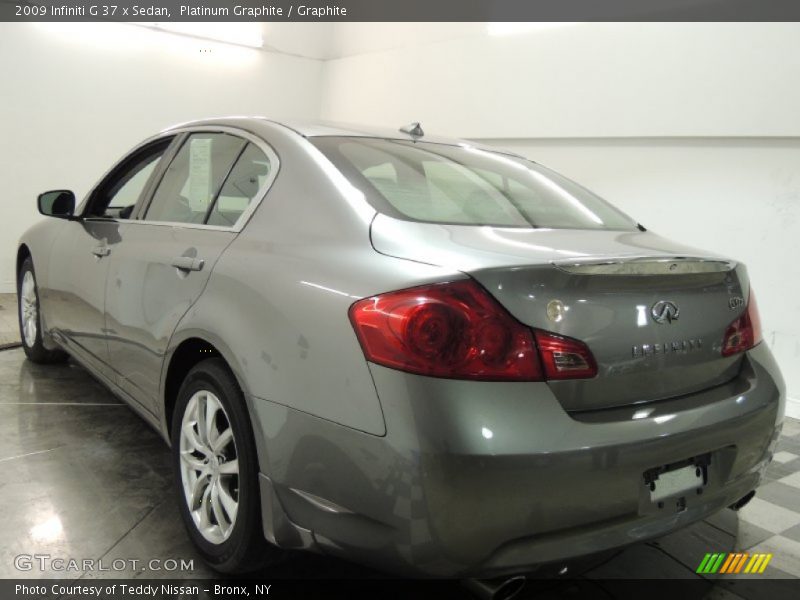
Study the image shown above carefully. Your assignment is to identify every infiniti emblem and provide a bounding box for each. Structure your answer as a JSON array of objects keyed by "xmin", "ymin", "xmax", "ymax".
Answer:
[{"xmin": 651, "ymin": 300, "xmax": 680, "ymax": 324}]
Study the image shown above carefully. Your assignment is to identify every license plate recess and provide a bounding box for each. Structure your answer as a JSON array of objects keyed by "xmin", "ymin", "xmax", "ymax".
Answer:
[{"xmin": 644, "ymin": 454, "xmax": 710, "ymax": 502}]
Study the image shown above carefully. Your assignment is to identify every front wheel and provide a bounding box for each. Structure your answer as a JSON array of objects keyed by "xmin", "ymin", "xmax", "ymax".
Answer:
[
  {"xmin": 17, "ymin": 257, "xmax": 68, "ymax": 363},
  {"xmin": 171, "ymin": 357, "xmax": 283, "ymax": 573}
]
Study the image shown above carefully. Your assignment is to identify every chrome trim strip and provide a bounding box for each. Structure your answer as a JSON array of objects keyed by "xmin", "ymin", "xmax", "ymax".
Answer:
[
  {"xmin": 103, "ymin": 219, "xmax": 241, "ymax": 232},
  {"xmin": 551, "ymin": 256, "xmax": 737, "ymax": 275}
]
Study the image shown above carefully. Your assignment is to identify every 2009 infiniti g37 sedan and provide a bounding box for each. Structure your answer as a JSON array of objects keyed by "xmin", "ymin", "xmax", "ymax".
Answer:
[{"xmin": 18, "ymin": 118, "xmax": 785, "ymax": 578}]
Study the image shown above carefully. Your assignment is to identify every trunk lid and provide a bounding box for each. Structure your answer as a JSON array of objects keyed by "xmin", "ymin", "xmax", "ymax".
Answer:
[{"xmin": 371, "ymin": 215, "xmax": 748, "ymax": 411}]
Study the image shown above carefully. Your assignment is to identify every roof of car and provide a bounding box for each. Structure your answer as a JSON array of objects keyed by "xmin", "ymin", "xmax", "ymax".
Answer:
[
  {"xmin": 262, "ymin": 118, "xmax": 466, "ymax": 144},
  {"xmin": 163, "ymin": 116, "xmax": 524, "ymax": 157}
]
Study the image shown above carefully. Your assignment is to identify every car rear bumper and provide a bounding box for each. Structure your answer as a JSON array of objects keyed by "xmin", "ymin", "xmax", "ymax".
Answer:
[{"xmin": 251, "ymin": 342, "xmax": 785, "ymax": 577}]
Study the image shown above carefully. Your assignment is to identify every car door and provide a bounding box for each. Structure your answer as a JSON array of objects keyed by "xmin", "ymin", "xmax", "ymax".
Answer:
[
  {"xmin": 43, "ymin": 137, "xmax": 174, "ymax": 381},
  {"xmin": 103, "ymin": 129, "xmax": 277, "ymax": 414}
]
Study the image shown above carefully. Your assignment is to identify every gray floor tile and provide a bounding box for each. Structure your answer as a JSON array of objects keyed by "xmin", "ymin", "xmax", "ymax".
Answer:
[
  {"xmin": 764, "ymin": 461, "xmax": 800, "ymax": 483},
  {"xmin": 776, "ymin": 437, "xmax": 800, "ymax": 455},
  {"xmin": 778, "ymin": 471, "xmax": 800, "ymax": 489},
  {"xmin": 702, "ymin": 509, "xmax": 776, "ymax": 550},
  {"xmin": 653, "ymin": 519, "xmax": 735, "ymax": 569},
  {"xmin": 80, "ymin": 496, "xmax": 215, "ymax": 580},
  {"xmin": 705, "ymin": 507, "xmax": 740, "ymax": 535},
  {"xmin": 583, "ymin": 543, "xmax": 700, "ymax": 579},
  {"xmin": 0, "ymin": 443, "xmax": 170, "ymax": 578},
  {"xmin": 737, "ymin": 497, "xmax": 800, "ymax": 534},
  {"xmin": 0, "ymin": 349, "xmax": 172, "ymax": 579},
  {"xmin": 780, "ymin": 418, "xmax": 800, "ymax": 438},
  {"xmin": 745, "ymin": 535, "xmax": 800, "ymax": 577},
  {"xmin": 731, "ymin": 523, "xmax": 777, "ymax": 551},
  {"xmin": 781, "ymin": 522, "xmax": 800, "ymax": 544},
  {"xmin": 754, "ymin": 480, "xmax": 800, "ymax": 513},
  {"xmin": 772, "ymin": 451, "xmax": 800, "ymax": 464},
  {"xmin": 776, "ymin": 458, "xmax": 800, "ymax": 474}
]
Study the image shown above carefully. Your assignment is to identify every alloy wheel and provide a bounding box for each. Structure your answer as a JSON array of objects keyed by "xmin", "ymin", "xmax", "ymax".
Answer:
[
  {"xmin": 20, "ymin": 270, "xmax": 38, "ymax": 348},
  {"xmin": 179, "ymin": 390, "xmax": 240, "ymax": 544}
]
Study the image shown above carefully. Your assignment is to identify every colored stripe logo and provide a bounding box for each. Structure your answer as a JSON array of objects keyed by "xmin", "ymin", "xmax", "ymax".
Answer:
[{"xmin": 696, "ymin": 552, "xmax": 773, "ymax": 574}]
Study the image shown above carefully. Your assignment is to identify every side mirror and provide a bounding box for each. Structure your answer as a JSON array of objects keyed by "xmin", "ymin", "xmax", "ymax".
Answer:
[{"xmin": 38, "ymin": 190, "xmax": 76, "ymax": 219}]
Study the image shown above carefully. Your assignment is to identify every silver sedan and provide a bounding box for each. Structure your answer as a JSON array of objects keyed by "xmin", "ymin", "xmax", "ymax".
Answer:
[{"xmin": 17, "ymin": 118, "xmax": 785, "ymax": 579}]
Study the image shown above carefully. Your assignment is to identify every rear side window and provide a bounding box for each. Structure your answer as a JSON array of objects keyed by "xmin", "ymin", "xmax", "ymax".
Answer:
[
  {"xmin": 207, "ymin": 143, "xmax": 271, "ymax": 227},
  {"xmin": 312, "ymin": 137, "xmax": 637, "ymax": 230},
  {"xmin": 144, "ymin": 133, "xmax": 246, "ymax": 224}
]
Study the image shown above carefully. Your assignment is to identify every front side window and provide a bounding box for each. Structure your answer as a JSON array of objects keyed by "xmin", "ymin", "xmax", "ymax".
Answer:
[
  {"xmin": 144, "ymin": 133, "xmax": 247, "ymax": 224},
  {"xmin": 105, "ymin": 154, "xmax": 162, "ymax": 218},
  {"xmin": 312, "ymin": 137, "xmax": 637, "ymax": 230},
  {"xmin": 86, "ymin": 138, "xmax": 172, "ymax": 219}
]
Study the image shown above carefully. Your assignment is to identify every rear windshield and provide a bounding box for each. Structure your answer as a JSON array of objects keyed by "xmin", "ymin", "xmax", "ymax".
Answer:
[{"xmin": 312, "ymin": 137, "xmax": 638, "ymax": 230}]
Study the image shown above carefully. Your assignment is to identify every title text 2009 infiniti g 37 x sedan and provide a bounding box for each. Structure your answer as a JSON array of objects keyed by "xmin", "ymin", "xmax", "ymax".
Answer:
[{"xmin": 17, "ymin": 118, "xmax": 785, "ymax": 578}]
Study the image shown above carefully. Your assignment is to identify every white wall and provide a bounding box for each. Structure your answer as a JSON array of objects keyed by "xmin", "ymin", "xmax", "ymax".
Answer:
[
  {"xmin": 320, "ymin": 23, "xmax": 800, "ymax": 411},
  {"xmin": 0, "ymin": 23, "xmax": 324, "ymax": 292},
  {"xmin": 327, "ymin": 22, "xmax": 485, "ymax": 59},
  {"xmin": 322, "ymin": 23, "xmax": 800, "ymax": 138},
  {"xmin": 262, "ymin": 22, "xmax": 336, "ymax": 59}
]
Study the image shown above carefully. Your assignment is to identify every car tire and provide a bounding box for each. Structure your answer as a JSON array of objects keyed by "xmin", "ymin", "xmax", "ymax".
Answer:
[
  {"xmin": 17, "ymin": 257, "xmax": 68, "ymax": 364},
  {"xmin": 171, "ymin": 357, "xmax": 283, "ymax": 573}
]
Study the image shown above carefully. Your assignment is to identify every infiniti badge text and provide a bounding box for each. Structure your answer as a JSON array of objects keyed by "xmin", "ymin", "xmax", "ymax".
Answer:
[{"xmin": 632, "ymin": 338, "xmax": 703, "ymax": 358}]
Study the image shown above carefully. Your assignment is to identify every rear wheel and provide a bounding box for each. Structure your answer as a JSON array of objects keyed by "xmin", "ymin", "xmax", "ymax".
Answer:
[
  {"xmin": 171, "ymin": 358, "xmax": 282, "ymax": 573},
  {"xmin": 17, "ymin": 257, "xmax": 68, "ymax": 363}
]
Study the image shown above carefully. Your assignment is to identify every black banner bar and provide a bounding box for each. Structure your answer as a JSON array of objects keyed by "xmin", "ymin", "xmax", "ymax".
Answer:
[
  {"xmin": 4, "ymin": 578, "xmax": 799, "ymax": 600},
  {"xmin": 5, "ymin": 0, "xmax": 800, "ymax": 22}
]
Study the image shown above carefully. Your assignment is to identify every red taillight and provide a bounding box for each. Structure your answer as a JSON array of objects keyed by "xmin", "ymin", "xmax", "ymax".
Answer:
[
  {"xmin": 349, "ymin": 280, "xmax": 597, "ymax": 382},
  {"xmin": 721, "ymin": 290, "xmax": 763, "ymax": 357},
  {"xmin": 534, "ymin": 330, "xmax": 598, "ymax": 380}
]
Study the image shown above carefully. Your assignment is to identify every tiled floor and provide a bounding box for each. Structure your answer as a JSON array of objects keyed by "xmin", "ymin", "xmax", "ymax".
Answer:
[{"xmin": 0, "ymin": 298, "xmax": 797, "ymax": 596}]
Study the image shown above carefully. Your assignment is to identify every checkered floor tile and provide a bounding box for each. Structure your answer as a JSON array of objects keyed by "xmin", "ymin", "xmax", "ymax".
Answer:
[
  {"xmin": 655, "ymin": 418, "xmax": 800, "ymax": 580},
  {"xmin": 735, "ymin": 425, "xmax": 800, "ymax": 577}
]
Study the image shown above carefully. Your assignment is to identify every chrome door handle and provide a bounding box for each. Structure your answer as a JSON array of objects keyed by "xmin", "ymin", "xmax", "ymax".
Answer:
[
  {"xmin": 171, "ymin": 256, "xmax": 205, "ymax": 272},
  {"xmin": 91, "ymin": 246, "xmax": 111, "ymax": 257}
]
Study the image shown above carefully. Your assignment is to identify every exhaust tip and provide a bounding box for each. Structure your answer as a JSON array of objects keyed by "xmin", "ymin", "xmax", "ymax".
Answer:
[
  {"xmin": 462, "ymin": 575, "xmax": 527, "ymax": 600},
  {"xmin": 729, "ymin": 490, "xmax": 756, "ymax": 511}
]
